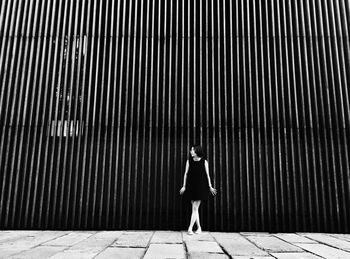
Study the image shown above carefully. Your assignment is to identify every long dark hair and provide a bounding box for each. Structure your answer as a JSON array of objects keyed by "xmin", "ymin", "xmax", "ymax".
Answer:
[{"xmin": 191, "ymin": 145, "xmax": 205, "ymax": 158}]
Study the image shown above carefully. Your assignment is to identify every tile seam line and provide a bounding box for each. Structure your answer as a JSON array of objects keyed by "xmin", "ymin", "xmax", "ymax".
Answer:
[
  {"xmin": 294, "ymin": 234, "xmax": 350, "ymax": 255},
  {"xmin": 209, "ymin": 232, "xmax": 236, "ymax": 258},
  {"xmin": 43, "ymin": 232, "xmax": 98, "ymax": 258},
  {"xmin": 141, "ymin": 230, "xmax": 156, "ymax": 259},
  {"xmin": 2, "ymin": 231, "xmax": 71, "ymax": 258},
  {"xmin": 239, "ymin": 232, "xmax": 280, "ymax": 256},
  {"xmin": 91, "ymin": 232, "xmax": 125, "ymax": 259}
]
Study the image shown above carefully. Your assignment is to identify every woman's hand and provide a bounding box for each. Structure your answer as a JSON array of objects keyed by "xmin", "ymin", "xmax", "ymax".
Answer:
[
  {"xmin": 209, "ymin": 186, "xmax": 217, "ymax": 196},
  {"xmin": 179, "ymin": 186, "xmax": 186, "ymax": 195}
]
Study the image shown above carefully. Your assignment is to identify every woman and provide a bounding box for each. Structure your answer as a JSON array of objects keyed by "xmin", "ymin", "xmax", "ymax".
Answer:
[{"xmin": 179, "ymin": 145, "xmax": 217, "ymax": 235}]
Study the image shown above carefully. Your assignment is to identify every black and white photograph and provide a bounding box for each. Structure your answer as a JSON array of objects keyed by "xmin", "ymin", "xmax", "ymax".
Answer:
[{"xmin": 0, "ymin": 0, "xmax": 350, "ymax": 258}]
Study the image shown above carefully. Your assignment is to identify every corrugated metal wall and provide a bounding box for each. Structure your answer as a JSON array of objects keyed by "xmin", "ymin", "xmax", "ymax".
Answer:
[{"xmin": 0, "ymin": 0, "xmax": 349, "ymax": 232}]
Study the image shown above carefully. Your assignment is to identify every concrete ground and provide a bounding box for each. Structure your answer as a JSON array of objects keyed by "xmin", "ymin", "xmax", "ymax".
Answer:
[{"xmin": 1, "ymin": 231, "xmax": 350, "ymax": 258}]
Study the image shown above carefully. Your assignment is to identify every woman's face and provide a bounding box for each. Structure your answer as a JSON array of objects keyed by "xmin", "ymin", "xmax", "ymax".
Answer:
[{"xmin": 190, "ymin": 147, "xmax": 197, "ymax": 157}]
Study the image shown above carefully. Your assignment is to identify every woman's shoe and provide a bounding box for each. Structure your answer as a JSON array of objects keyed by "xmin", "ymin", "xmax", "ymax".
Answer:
[
  {"xmin": 187, "ymin": 230, "xmax": 194, "ymax": 235},
  {"xmin": 194, "ymin": 228, "xmax": 202, "ymax": 234}
]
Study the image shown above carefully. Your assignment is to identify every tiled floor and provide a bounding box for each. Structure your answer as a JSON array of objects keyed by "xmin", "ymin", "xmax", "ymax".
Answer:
[{"xmin": 0, "ymin": 230, "xmax": 350, "ymax": 258}]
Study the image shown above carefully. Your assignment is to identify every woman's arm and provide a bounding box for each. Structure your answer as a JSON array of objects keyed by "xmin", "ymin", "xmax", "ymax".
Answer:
[
  {"xmin": 205, "ymin": 160, "xmax": 217, "ymax": 196},
  {"xmin": 182, "ymin": 160, "xmax": 189, "ymax": 187},
  {"xmin": 205, "ymin": 160, "xmax": 213, "ymax": 187}
]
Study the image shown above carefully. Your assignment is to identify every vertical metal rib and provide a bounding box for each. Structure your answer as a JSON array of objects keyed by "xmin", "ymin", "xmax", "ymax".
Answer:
[
  {"xmin": 216, "ymin": 0, "xmax": 224, "ymax": 231},
  {"xmin": 310, "ymin": 0, "xmax": 328, "ymax": 231},
  {"xmin": 111, "ymin": 0, "xmax": 122, "ymax": 229},
  {"xmin": 167, "ymin": 0, "xmax": 173, "ymax": 229},
  {"xmin": 0, "ymin": 0, "xmax": 17, "ymax": 221},
  {"xmin": 299, "ymin": 0, "xmax": 315, "ymax": 231},
  {"xmin": 322, "ymin": 0, "xmax": 342, "ymax": 232},
  {"xmin": 276, "ymin": 2, "xmax": 292, "ymax": 231},
  {"xmin": 9, "ymin": 0, "xmax": 37, "ymax": 228},
  {"xmin": 152, "ymin": 0, "xmax": 161, "ymax": 229},
  {"xmin": 159, "ymin": 0, "xmax": 167, "ymax": 229},
  {"xmin": 304, "ymin": 0, "xmax": 321, "ymax": 231},
  {"xmin": 16, "ymin": 0, "xmax": 41, "ymax": 228},
  {"xmin": 3, "ymin": 0, "xmax": 31, "ymax": 227},
  {"xmin": 134, "ymin": 0, "xmax": 145, "ymax": 229},
  {"xmin": 57, "ymin": 0, "xmax": 75, "ymax": 228},
  {"xmin": 271, "ymin": 0, "xmax": 285, "ymax": 231},
  {"xmin": 0, "ymin": 0, "xmax": 9, "ymax": 35},
  {"xmin": 229, "ymin": 0, "xmax": 238, "ymax": 231},
  {"xmin": 49, "ymin": 0, "xmax": 71, "ymax": 228},
  {"xmin": 146, "ymin": 0, "xmax": 156, "ymax": 229},
  {"xmin": 0, "ymin": 0, "xmax": 15, "ymax": 85},
  {"xmin": 40, "ymin": 0, "xmax": 62, "ymax": 228},
  {"xmin": 222, "ymin": 0, "xmax": 230, "ymax": 231},
  {"xmin": 205, "ymin": 0, "xmax": 210, "ymax": 229},
  {"xmin": 173, "ymin": 0, "xmax": 179, "ymax": 229},
  {"xmin": 146, "ymin": 0, "xmax": 154, "ymax": 226},
  {"xmin": 338, "ymin": 0, "xmax": 350, "ymax": 230},
  {"xmin": 125, "ymin": 0, "xmax": 138, "ymax": 229},
  {"xmin": 246, "ymin": 0, "xmax": 253, "ymax": 230},
  {"xmin": 282, "ymin": 0, "xmax": 296, "ymax": 231},
  {"xmin": 79, "ymin": 0, "xmax": 93, "ymax": 229},
  {"xmin": 210, "ymin": 0, "xmax": 217, "ymax": 230},
  {"xmin": 83, "ymin": 0, "xmax": 98, "ymax": 229},
  {"xmin": 62, "ymin": 0, "xmax": 82, "ymax": 229},
  {"xmin": 70, "ymin": 0, "xmax": 87, "ymax": 228},
  {"xmin": 96, "ymin": 0, "xmax": 110, "ymax": 229},
  {"xmin": 237, "ymin": 0, "xmax": 243, "ymax": 229},
  {"xmin": 329, "ymin": 0, "xmax": 350, "ymax": 232},
  {"xmin": 316, "ymin": 0, "xmax": 336, "ymax": 231},
  {"xmin": 29, "ymin": 0, "xmax": 55, "ymax": 228},
  {"xmin": 122, "ymin": 0, "xmax": 135, "ymax": 228},
  {"xmin": 180, "ymin": 0, "xmax": 186, "ymax": 228},
  {"xmin": 115, "ymin": 0, "xmax": 128, "ymax": 229}
]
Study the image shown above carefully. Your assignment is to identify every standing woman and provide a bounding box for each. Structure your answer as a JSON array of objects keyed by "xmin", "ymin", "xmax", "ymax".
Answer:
[{"xmin": 179, "ymin": 145, "xmax": 217, "ymax": 235}]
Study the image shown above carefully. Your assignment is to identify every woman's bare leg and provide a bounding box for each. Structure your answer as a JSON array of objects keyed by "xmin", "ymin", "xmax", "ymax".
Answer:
[
  {"xmin": 188, "ymin": 200, "xmax": 199, "ymax": 231},
  {"xmin": 195, "ymin": 200, "xmax": 201, "ymax": 230}
]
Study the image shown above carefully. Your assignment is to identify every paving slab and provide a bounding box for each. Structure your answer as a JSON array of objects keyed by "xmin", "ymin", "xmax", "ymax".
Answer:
[
  {"xmin": 270, "ymin": 252, "xmax": 323, "ymax": 258},
  {"xmin": 1, "ymin": 232, "xmax": 69, "ymax": 248},
  {"xmin": 48, "ymin": 238, "xmax": 117, "ymax": 258},
  {"xmin": 185, "ymin": 241, "xmax": 224, "ymax": 254},
  {"xmin": 188, "ymin": 253, "xmax": 229, "ymax": 259},
  {"xmin": 42, "ymin": 232, "xmax": 93, "ymax": 246},
  {"xmin": 143, "ymin": 244, "xmax": 186, "ymax": 259},
  {"xmin": 245, "ymin": 235, "xmax": 303, "ymax": 253},
  {"xmin": 240, "ymin": 232, "xmax": 271, "ymax": 236},
  {"xmin": 0, "ymin": 231, "xmax": 41, "ymax": 243},
  {"xmin": 328, "ymin": 233, "xmax": 350, "ymax": 242},
  {"xmin": 90, "ymin": 231, "xmax": 124, "ymax": 240},
  {"xmin": 150, "ymin": 231, "xmax": 183, "ymax": 243},
  {"xmin": 299, "ymin": 233, "xmax": 350, "ymax": 251},
  {"xmin": 296, "ymin": 243, "xmax": 350, "ymax": 259},
  {"xmin": 111, "ymin": 231, "xmax": 153, "ymax": 248},
  {"xmin": 0, "ymin": 245, "xmax": 34, "ymax": 258},
  {"xmin": 94, "ymin": 247, "xmax": 146, "ymax": 259},
  {"xmin": 182, "ymin": 231, "xmax": 215, "ymax": 241},
  {"xmin": 272, "ymin": 234, "xmax": 318, "ymax": 244},
  {"xmin": 0, "ymin": 231, "xmax": 41, "ymax": 237},
  {"xmin": 49, "ymin": 247, "xmax": 102, "ymax": 259},
  {"xmin": 6, "ymin": 246, "xmax": 66, "ymax": 259},
  {"xmin": 211, "ymin": 233, "xmax": 269, "ymax": 257},
  {"xmin": 70, "ymin": 232, "xmax": 120, "ymax": 249},
  {"xmin": 231, "ymin": 257, "xmax": 275, "ymax": 259}
]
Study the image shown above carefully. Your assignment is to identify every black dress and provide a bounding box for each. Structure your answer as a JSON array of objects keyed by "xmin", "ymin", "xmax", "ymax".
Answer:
[{"xmin": 184, "ymin": 157, "xmax": 210, "ymax": 201}]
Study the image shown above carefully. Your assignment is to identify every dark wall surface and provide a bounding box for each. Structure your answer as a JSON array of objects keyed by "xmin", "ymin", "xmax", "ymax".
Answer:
[{"xmin": 0, "ymin": 0, "xmax": 350, "ymax": 232}]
